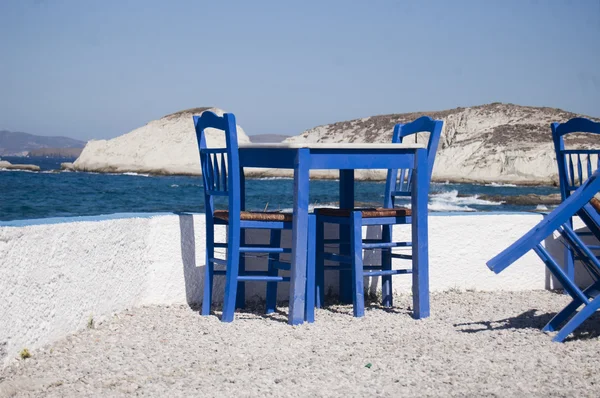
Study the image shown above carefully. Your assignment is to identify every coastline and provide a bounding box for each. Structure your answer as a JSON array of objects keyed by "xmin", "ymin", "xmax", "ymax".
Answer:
[{"xmin": 59, "ymin": 162, "xmax": 560, "ymax": 187}]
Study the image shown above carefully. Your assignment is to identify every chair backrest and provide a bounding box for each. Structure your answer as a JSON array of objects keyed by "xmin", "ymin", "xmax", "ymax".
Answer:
[
  {"xmin": 552, "ymin": 117, "xmax": 600, "ymax": 201},
  {"xmin": 384, "ymin": 116, "xmax": 444, "ymax": 206},
  {"xmin": 193, "ymin": 111, "xmax": 241, "ymax": 218}
]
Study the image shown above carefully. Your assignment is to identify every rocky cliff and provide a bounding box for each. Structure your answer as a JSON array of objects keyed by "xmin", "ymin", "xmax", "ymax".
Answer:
[
  {"xmin": 281, "ymin": 103, "xmax": 600, "ymax": 185},
  {"xmin": 71, "ymin": 108, "xmax": 251, "ymax": 175}
]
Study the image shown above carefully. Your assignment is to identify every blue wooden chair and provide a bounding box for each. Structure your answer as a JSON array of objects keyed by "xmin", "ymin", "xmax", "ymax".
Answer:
[
  {"xmin": 193, "ymin": 111, "xmax": 316, "ymax": 322},
  {"xmin": 552, "ymin": 117, "xmax": 600, "ymax": 282},
  {"xmin": 488, "ymin": 169, "xmax": 600, "ymax": 342},
  {"xmin": 314, "ymin": 116, "xmax": 443, "ymax": 317}
]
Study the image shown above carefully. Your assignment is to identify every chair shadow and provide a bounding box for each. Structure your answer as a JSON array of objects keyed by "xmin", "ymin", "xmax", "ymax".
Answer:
[
  {"xmin": 318, "ymin": 295, "xmax": 412, "ymax": 317},
  {"xmin": 454, "ymin": 309, "xmax": 600, "ymax": 342},
  {"xmin": 189, "ymin": 299, "xmax": 291, "ymax": 325}
]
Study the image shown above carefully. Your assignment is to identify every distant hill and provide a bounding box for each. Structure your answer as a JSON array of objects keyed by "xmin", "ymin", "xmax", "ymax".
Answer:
[
  {"xmin": 27, "ymin": 148, "xmax": 83, "ymax": 158},
  {"xmin": 249, "ymin": 134, "xmax": 289, "ymax": 143},
  {"xmin": 0, "ymin": 130, "xmax": 86, "ymax": 156}
]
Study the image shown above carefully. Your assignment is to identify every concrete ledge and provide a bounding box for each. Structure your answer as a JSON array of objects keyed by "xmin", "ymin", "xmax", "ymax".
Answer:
[{"xmin": 0, "ymin": 212, "xmax": 591, "ymax": 366}]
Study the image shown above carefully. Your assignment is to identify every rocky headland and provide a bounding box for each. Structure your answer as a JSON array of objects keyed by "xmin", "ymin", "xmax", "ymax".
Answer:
[{"xmin": 70, "ymin": 107, "xmax": 250, "ymax": 175}]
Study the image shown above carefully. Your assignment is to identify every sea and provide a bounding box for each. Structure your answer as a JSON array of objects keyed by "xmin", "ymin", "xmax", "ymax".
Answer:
[{"xmin": 0, "ymin": 156, "xmax": 560, "ymax": 222}]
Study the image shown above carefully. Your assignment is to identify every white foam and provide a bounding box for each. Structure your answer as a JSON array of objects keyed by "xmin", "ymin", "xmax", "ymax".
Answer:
[
  {"xmin": 430, "ymin": 190, "xmax": 503, "ymax": 206},
  {"xmin": 123, "ymin": 172, "xmax": 150, "ymax": 177},
  {"xmin": 0, "ymin": 168, "xmax": 37, "ymax": 173},
  {"xmin": 255, "ymin": 177, "xmax": 293, "ymax": 181},
  {"xmin": 485, "ymin": 182, "xmax": 518, "ymax": 187}
]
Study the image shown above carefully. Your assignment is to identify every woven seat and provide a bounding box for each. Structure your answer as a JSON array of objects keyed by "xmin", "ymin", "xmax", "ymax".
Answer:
[
  {"xmin": 315, "ymin": 207, "xmax": 411, "ymax": 218},
  {"xmin": 590, "ymin": 197, "xmax": 600, "ymax": 214},
  {"xmin": 213, "ymin": 210, "xmax": 293, "ymax": 222}
]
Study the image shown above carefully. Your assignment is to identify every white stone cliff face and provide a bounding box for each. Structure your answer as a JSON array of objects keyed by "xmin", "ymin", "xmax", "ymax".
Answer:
[
  {"xmin": 71, "ymin": 103, "xmax": 600, "ymax": 184},
  {"xmin": 72, "ymin": 108, "xmax": 251, "ymax": 175}
]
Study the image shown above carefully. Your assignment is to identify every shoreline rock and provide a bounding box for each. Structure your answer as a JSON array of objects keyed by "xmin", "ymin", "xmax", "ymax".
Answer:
[{"xmin": 0, "ymin": 160, "xmax": 41, "ymax": 172}]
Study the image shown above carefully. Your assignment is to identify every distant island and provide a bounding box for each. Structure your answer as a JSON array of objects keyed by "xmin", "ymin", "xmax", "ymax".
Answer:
[
  {"xmin": 0, "ymin": 130, "xmax": 86, "ymax": 157},
  {"xmin": 27, "ymin": 147, "xmax": 83, "ymax": 158}
]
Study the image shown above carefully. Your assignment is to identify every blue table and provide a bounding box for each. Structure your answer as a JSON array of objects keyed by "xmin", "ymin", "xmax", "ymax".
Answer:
[{"xmin": 238, "ymin": 143, "xmax": 429, "ymax": 325}]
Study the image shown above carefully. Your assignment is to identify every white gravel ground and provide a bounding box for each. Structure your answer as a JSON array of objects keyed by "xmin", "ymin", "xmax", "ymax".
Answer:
[{"xmin": 2, "ymin": 291, "xmax": 600, "ymax": 397}]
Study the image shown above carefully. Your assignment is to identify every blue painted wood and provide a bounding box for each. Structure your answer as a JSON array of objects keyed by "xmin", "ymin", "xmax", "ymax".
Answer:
[
  {"xmin": 236, "ymin": 225, "xmax": 246, "ymax": 310},
  {"xmin": 313, "ymin": 116, "xmax": 442, "ymax": 318},
  {"xmin": 194, "ymin": 111, "xmax": 301, "ymax": 322},
  {"xmin": 365, "ymin": 269, "xmax": 412, "ymax": 277},
  {"xmin": 486, "ymin": 169, "xmax": 600, "ymax": 341},
  {"xmin": 237, "ymin": 134, "xmax": 431, "ymax": 324},
  {"xmin": 339, "ymin": 170, "xmax": 355, "ymax": 304},
  {"xmin": 552, "ymin": 297, "xmax": 600, "ymax": 342},
  {"xmin": 351, "ymin": 211, "xmax": 365, "ymax": 317},
  {"xmin": 238, "ymin": 276, "xmax": 290, "ymax": 282},
  {"xmin": 487, "ymin": 171, "xmax": 600, "ymax": 274},
  {"xmin": 381, "ymin": 224, "xmax": 393, "ymax": 307},
  {"xmin": 305, "ymin": 214, "xmax": 316, "ymax": 322},
  {"xmin": 266, "ymin": 229, "xmax": 281, "ymax": 314},
  {"xmin": 542, "ymin": 280, "xmax": 600, "ymax": 332},
  {"xmin": 552, "ymin": 117, "xmax": 600, "ymax": 285},
  {"xmin": 412, "ymin": 147, "xmax": 430, "ymax": 318},
  {"xmin": 288, "ymin": 148, "xmax": 311, "ymax": 325},
  {"xmin": 315, "ymin": 213, "xmax": 325, "ymax": 309},
  {"xmin": 310, "ymin": 152, "xmax": 415, "ymax": 170}
]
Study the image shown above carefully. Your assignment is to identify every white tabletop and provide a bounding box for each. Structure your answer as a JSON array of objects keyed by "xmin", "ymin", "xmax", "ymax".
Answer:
[{"xmin": 239, "ymin": 142, "xmax": 426, "ymax": 149}]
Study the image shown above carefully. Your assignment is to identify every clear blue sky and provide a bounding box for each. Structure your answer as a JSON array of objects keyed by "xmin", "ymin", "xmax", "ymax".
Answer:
[{"xmin": 0, "ymin": 0, "xmax": 599, "ymax": 140}]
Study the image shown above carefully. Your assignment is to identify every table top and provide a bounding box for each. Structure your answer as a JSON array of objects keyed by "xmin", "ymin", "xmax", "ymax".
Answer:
[{"xmin": 239, "ymin": 142, "xmax": 425, "ymax": 150}]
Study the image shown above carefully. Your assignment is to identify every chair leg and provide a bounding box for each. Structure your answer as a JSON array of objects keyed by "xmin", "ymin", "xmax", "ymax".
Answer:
[
  {"xmin": 222, "ymin": 238, "xmax": 241, "ymax": 323},
  {"xmin": 305, "ymin": 215, "xmax": 316, "ymax": 322},
  {"xmin": 543, "ymin": 280, "xmax": 600, "ymax": 331},
  {"xmin": 236, "ymin": 228, "xmax": 246, "ymax": 309},
  {"xmin": 543, "ymin": 298, "xmax": 584, "ymax": 332},
  {"xmin": 315, "ymin": 217, "xmax": 325, "ymax": 309},
  {"xmin": 202, "ymin": 219, "xmax": 215, "ymax": 316},
  {"xmin": 552, "ymin": 297, "xmax": 600, "ymax": 342},
  {"xmin": 351, "ymin": 211, "xmax": 365, "ymax": 317},
  {"xmin": 563, "ymin": 218, "xmax": 575, "ymax": 293},
  {"xmin": 381, "ymin": 224, "xmax": 393, "ymax": 308},
  {"xmin": 266, "ymin": 229, "xmax": 282, "ymax": 314}
]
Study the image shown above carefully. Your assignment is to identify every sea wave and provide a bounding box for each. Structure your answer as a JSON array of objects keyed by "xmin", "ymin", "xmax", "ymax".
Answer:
[
  {"xmin": 122, "ymin": 172, "xmax": 150, "ymax": 177},
  {"xmin": 431, "ymin": 190, "xmax": 503, "ymax": 206},
  {"xmin": 0, "ymin": 168, "xmax": 37, "ymax": 173},
  {"xmin": 485, "ymin": 182, "xmax": 518, "ymax": 187},
  {"xmin": 255, "ymin": 177, "xmax": 294, "ymax": 181}
]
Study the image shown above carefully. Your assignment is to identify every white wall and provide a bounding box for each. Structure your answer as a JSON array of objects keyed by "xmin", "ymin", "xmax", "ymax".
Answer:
[{"xmin": 0, "ymin": 212, "xmax": 591, "ymax": 366}]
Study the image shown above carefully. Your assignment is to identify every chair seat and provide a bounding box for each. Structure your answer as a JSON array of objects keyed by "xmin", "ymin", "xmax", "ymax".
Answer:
[
  {"xmin": 590, "ymin": 198, "xmax": 600, "ymax": 214},
  {"xmin": 315, "ymin": 207, "xmax": 412, "ymax": 218},
  {"xmin": 213, "ymin": 210, "xmax": 293, "ymax": 222}
]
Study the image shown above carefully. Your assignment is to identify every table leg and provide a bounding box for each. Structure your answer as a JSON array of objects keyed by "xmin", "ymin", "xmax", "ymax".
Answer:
[
  {"xmin": 289, "ymin": 148, "xmax": 310, "ymax": 325},
  {"xmin": 339, "ymin": 169, "xmax": 355, "ymax": 304},
  {"xmin": 412, "ymin": 148, "xmax": 430, "ymax": 318},
  {"xmin": 236, "ymin": 167, "xmax": 246, "ymax": 309}
]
